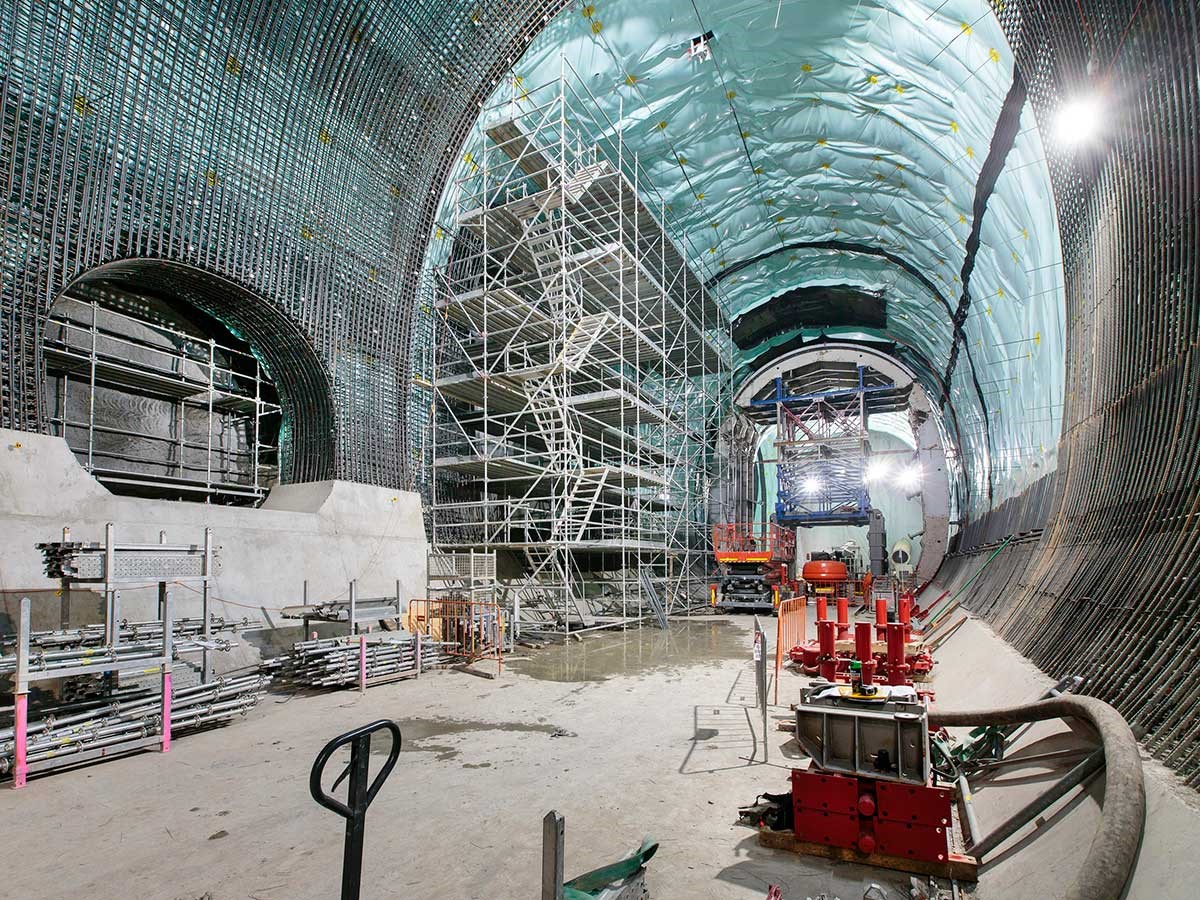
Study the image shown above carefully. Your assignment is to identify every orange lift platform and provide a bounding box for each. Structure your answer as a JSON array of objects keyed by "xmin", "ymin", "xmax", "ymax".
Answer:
[{"xmin": 710, "ymin": 523, "xmax": 797, "ymax": 614}]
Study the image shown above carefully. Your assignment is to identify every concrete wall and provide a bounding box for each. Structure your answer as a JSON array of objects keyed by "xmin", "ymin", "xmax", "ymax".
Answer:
[{"xmin": 0, "ymin": 429, "xmax": 427, "ymax": 664}]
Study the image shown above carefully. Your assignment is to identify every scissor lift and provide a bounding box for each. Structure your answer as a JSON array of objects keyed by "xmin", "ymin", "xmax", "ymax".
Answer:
[{"xmin": 710, "ymin": 523, "xmax": 797, "ymax": 614}]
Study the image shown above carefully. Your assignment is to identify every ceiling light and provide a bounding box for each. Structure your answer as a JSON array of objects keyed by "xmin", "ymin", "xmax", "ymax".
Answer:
[
  {"xmin": 1054, "ymin": 93, "xmax": 1103, "ymax": 147},
  {"xmin": 895, "ymin": 465, "xmax": 921, "ymax": 492}
]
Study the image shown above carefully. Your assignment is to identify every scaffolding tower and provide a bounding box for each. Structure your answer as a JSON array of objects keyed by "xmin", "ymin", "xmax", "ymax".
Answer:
[{"xmin": 431, "ymin": 64, "xmax": 731, "ymax": 635}]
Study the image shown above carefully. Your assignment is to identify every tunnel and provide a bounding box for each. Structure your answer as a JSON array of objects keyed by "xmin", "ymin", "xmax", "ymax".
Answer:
[{"xmin": 1, "ymin": 2, "xmax": 1197, "ymax": 898}]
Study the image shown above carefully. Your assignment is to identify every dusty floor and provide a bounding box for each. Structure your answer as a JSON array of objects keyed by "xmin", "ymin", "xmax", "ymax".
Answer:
[
  {"xmin": 0, "ymin": 616, "xmax": 913, "ymax": 900},
  {"xmin": 6, "ymin": 609, "xmax": 1199, "ymax": 900}
]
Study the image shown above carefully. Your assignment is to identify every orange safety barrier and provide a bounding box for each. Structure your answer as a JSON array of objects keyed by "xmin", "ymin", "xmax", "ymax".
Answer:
[
  {"xmin": 407, "ymin": 598, "xmax": 504, "ymax": 672},
  {"xmin": 712, "ymin": 522, "xmax": 796, "ymax": 564},
  {"xmin": 773, "ymin": 597, "xmax": 807, "ymax": 705}
]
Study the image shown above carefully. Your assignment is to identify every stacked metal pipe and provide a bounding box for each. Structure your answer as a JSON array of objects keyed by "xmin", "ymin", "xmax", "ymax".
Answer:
[
  {"xmin": 265, "ymin": 634, "xmax": 446, "ymax": 688},
  {"xmin": 0, "ymin": 673, "xmax": 270, "ymax": 775},
  {"xmin": 0, "ymin": 616, "xmax": 257, "ymax": 677},
  {"xmin": 0, "ymin": 615, "xmax": 258, "ymax": 653}
]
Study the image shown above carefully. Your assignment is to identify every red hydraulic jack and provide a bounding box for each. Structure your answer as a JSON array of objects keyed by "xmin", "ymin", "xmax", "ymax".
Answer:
[{"xmin": 791, "ymin": 613, "xmax": 932, "ymax": 687}]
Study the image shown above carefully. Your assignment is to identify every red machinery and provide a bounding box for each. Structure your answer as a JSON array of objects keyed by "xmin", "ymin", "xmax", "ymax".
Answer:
[
  {"xmin": 710, "ymin": 523, "xmax": 796, "ymax": 613},
  {"xmin": 789, "ymin": 593, "xmax": 934, "ymax": 685},
  {"xmin": 781, "ymin": 683, "xmax": 968, "ymax": 875},
  {"xmin": 801, "ymin": 556, "xmax": 849, "ymax": 600}
]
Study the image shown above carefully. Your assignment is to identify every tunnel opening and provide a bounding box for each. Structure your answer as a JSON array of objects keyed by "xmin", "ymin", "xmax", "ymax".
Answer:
[
  {"xmin": 732, "ymin": 343, "xmax": 954, "ymax": 590},
  {"xmin": 41, "ymin": 264, "xmax": 283, "ymax": 504}
]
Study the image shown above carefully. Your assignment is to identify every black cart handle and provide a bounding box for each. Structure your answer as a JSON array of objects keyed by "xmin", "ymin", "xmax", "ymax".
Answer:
[{"xmin": 309, "ymin": 719, "xmax": 402, "ymax": 819}]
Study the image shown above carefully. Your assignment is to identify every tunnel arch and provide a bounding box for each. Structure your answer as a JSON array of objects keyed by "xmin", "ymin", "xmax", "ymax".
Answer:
[
  {"xmin": 734, "ymin": 342, "xmax": 953, "ymax": 583},
  {"xmin": 417, "ymin": 0, "xmax": 1200, "ymax": 781},
  {"xmin": 42, "ymin": 260, "xmax": 336, "ymax": 487}
]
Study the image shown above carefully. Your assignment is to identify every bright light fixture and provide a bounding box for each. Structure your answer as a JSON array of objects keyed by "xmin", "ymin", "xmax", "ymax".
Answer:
[
  {"xmin": 1055, "ymin": 94, "xmax": 1103, "ymax": 147},
  {"xmin": 803, "ymin": 476, "xmax": 821, "ymax": 494},
  {"xmin": 864, "ymin": 459, "xmax": 891, "ymax": 483},
  {"xmin": 895, "ymin": 465, "xmax": 922, "ymax": 491}
]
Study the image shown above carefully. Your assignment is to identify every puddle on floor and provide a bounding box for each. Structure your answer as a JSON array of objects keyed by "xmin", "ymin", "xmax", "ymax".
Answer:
[
  {"xmin": 369, "ymin": 717, "xmax": 569, "ymax": 761},
  {"xmin": 507, "ymin": 618, "xmax": 751, "ymax": 683}
]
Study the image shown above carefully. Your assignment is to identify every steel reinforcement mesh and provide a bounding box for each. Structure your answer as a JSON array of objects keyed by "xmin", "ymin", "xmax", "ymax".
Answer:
[
  {"xmin": 1, "ymin": 0, "xmax": 566, "ymax": 488},
  {"xmin": 940, "ymin": 1, "xmax": 1200, "ymax": 784},
  {"xmin": 6, "ymin": 0, "xmax": 1200, "ymax": 780}
]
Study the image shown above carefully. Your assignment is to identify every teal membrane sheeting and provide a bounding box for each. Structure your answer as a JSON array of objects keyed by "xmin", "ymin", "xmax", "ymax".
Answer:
[{"xmin": 429, "ymin": 0, "xmax": 1065, "ymax": 519}]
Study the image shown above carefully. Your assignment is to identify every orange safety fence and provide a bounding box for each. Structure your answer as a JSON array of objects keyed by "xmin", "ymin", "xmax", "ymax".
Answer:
[
  {"xmin": 406, "ymin": 598, "xmax": 504, "ymax": 672},
  {"xmin": 773, "ymin": 597, "xmax": 807, "ymax": 705}
]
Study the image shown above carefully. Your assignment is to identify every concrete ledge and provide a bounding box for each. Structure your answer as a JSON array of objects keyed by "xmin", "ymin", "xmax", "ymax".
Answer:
[{"xmin": 0, "ymin": 429, "xmax": 427, "ymax": 664}]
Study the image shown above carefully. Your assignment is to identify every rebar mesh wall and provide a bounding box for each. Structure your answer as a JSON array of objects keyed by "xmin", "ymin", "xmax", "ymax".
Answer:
[
  {"xmin": 940, "ymin": 1, "xmax": 1200, "ymax": 783},
  {"xmin": 1, "ymin": 0, "xmax": 566, "ymax": 487}
]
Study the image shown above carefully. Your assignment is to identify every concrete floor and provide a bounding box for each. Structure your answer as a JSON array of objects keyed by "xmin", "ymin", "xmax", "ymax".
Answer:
[
  {"xmin": 4, "ymin": 611, "xmax": 1199, "ymax": 900},
  {"xmin": 0, "ymin": 617, "xmax": 911, "ymax": 900}
]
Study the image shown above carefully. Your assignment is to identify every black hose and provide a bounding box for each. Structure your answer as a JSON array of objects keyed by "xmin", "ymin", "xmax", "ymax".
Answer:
[{"xmin": 928, "ymin": 695, "xmax": 1145, "ymax": 900}]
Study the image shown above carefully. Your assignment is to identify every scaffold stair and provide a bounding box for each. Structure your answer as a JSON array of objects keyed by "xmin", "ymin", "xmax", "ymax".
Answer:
[
  {"xmin": 522, "ymin": 545, "xmax": 595, "ymax": 627},
  {"xmin": 556, "ymin": 313, "xmax": 611, "ymax": 373},
  {"xmin": 562, "ymin": 161, "xmax": 609, "ymax": 204},
  {"xmin": 554, "ymin": 468, "xmax": 608, "ymax": 543}
]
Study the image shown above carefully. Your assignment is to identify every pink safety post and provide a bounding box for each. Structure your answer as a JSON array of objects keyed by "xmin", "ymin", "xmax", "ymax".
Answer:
[
  {"xmin": 160, "ymin": 584, "xmax": 172, "ymax": 752},
  {"xmin": 359, "ymin": 634, "xmax": 367, "ymax": 693},
  {"xmin": 13, "ymin": 694, "xmax": 28, "ymax": 789},
  {"xmin": 13, "ymin": 596, "xmax": 31, "ymax": 788},
  {"xmin": 161, "ymin": 673, "xmax": 172, "ymax": 753}
]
